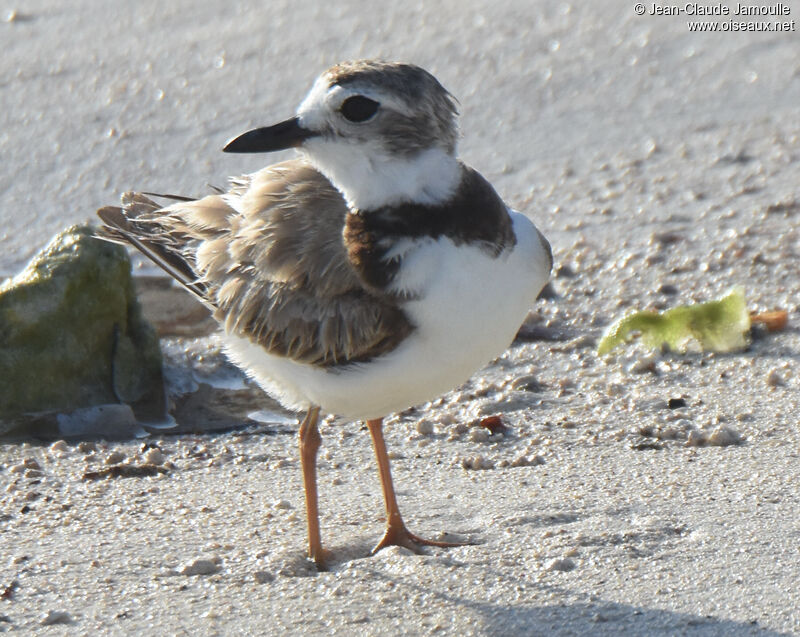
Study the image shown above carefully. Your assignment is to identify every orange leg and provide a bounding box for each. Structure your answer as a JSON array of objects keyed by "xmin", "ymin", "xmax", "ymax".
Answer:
[
  {"xmin": 366, "ymin": 418, "xmax": 471, "ymax": 554},
  {"xmin": 298, "ymin": 406, "xmax": 328, "ymax": 568}
]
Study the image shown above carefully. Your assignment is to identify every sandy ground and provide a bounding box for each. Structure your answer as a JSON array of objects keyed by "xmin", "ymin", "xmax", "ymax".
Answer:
[{"xmin": 3, "ymin": 0, "xmax": 800, "ymax": 635}]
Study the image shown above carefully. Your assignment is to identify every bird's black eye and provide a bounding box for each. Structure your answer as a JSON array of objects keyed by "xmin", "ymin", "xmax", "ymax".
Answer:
[{"xmin": 340, "ymin": 95, "xmax": 380, "ymax": 122}]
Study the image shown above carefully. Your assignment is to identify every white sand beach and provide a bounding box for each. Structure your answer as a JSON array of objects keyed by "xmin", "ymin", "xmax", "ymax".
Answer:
[{"xmin": 2, "ymin": 1, "xmax": 800, "ymax": 634}]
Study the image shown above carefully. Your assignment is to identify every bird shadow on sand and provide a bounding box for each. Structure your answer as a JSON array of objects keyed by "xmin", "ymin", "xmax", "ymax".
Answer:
[
  {"xmin": 468, "ymin": 599, "xmax": 784, "ymax": 636},
  {"xmin": 258, "ymin": 533, "xmax": 789, "ymax": 635},
  {"xmin": 355, "ymin": 565, "xmax": 789, "ymax": 636}
]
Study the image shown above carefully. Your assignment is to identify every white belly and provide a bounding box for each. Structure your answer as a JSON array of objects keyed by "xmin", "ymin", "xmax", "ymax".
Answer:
[{"xmin": 223, "ymin": 212, "xmax": 550, "ymax": 420}]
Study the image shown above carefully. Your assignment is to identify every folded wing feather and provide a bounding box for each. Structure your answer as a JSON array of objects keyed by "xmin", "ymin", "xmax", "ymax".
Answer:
[{"xmin": 96, "ymin": 159, "xmax": 413, "ymax": 367}]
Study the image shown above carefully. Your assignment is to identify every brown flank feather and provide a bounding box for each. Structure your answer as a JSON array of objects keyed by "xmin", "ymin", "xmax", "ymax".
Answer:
[{"xmin": 97, "ymin": 159, "xmax": 414, "ymax": 368}]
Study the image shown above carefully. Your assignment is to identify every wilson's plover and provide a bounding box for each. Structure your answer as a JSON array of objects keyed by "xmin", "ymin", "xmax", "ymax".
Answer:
[{"xmin": 98, "ymin": 60, "xmax": 552, "ymax": 568}]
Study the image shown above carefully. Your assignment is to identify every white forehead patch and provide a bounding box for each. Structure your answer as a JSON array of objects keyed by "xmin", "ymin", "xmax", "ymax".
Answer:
[
  {"xmin": 296, "ymin": 72, "xmax": 414, "ymax": 131},
  {"xmin": 296, "ymin": 75, "xmax": 331, "ymax": 130}
]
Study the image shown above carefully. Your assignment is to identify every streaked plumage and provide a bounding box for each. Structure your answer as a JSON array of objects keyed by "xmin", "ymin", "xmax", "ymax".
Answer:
[
  {"xmin": 98, "ymin": 60, "xmax": 552, "ymax": 567},
  {"xmin": 101, "ymin": 160, "xmax": 412, "ymax": 369}
]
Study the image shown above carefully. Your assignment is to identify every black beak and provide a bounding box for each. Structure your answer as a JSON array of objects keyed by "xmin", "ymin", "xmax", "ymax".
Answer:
[{"xmin": 222, "ymin": 117, "xmax": 316, "ymax": 153}]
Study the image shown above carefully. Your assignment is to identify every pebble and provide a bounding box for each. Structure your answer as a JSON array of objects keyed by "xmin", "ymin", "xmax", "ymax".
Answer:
[
  {"xmin": 181, "ymin": 558, "xmax": 221, "ymax": 576},
  {"xmin": 49, "ymin": 440, "xmax": 69, "ymax": 454},
  {"xmin": 479, "ymin": 415, "xmax": 507, "ymax": 434},
  {"xmin": 766, "ymin": 369, "xmax": 786, "ymax": 387},
  {"xmin": 468, "ymin": 428, "xmax": 490, "ymax": 443},
  {"xmin": 105, "ymin": 451, "xmax": 125, "ymax": 465},
  {"xmin": 416, "ymin": 420, "xmax": 435, "ymax": 435},
  {"xmin": 555, "ymin": 264, "xmax": 576, "ymax": 278},
  {"xmin": 509, "ymin": 454, "xmax": 545, "ymax": 468},
  {"xmin": 460, "ymin": 455, "xmax": 495, "ymax": 470},
  {"xmin": 143, "ymin": 448, "xmax": 165, "ymax": 465},
  {"xmin": 77, "ymin": 441, "xmax": 97, "ymax": 454},
  {"xmin": 435, "ymin": 412, "xmax": 457, "ymax": 426},
  {"xmin": 253, "ymin": 570, "xmax": 275, "ymax": 584},
  {"xmin": 273, "ymin": 499, "xmax": 293, "ymax": 510},
  {"xmin": 556, "ymin": 377, "xmax": 576, "ymax": 392},
  {"xmin": 510, "ymin": 375, "xmax": 548, "ymax": 392},
  {"xmin": 629, "ymin": 355, "xmax": 659, "ymax": 375},
  {"xmin": 41, "ymin": 610, "xmax": 73, "ymax": 625},
  {"xmin": 686, "ymin": 430, "xmax": 706, "ymax": 447},
  {"xmin": 546, "ymin": 557, "xmax": 576, "ymax": 572},
  {"xmin": 667, "ymin": 397, "xmax": 687, "ymax": 409},
  {"xmin": 606, "ymin": 382, "xmax": 626, "ymax": 397},
  {"xmin": 452, "ymin": 423, "xmax": 469, "ymax": 436},
  {"xmin": 654, "ymin": 425, "xmax": 682, "ymax": 441},
  {"xmin": 23, "ymin": 458, "xmax": 41, "ymax": 471},
  {"xmin": 707, "ymin": 425, "xmax": 742, "ymax": 447},
  {"xmin": 651, "ymin": 230, "xmax": 685, "ymax": 246}
]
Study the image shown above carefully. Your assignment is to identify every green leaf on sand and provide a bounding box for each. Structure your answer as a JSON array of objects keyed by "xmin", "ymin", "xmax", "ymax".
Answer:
[{"xmin": 597, "ymin": 287, "xmax": 750, "ymax": 356}]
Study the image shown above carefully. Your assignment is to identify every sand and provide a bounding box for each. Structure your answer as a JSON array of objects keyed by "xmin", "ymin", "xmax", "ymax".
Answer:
[{"xmin": 2, "ymin": 0, "xmax": 800, "ymax": 634}]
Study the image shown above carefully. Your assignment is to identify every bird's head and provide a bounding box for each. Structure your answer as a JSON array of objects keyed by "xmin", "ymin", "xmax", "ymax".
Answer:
[{"xmin": 224, "ymin": 61, "xmax": 463, "ymax": 210}]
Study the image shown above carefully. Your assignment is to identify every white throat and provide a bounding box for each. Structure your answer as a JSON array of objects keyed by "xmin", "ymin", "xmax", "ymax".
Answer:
[{"xmin": 302, "ymin": 143, "xmax": 462, "ymax": 211}]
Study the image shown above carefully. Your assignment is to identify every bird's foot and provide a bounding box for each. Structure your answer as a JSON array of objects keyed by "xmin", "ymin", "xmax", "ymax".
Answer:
[
  {"xmin": 307, "ymin": 547, "xmax": 333, "ymax": 572},
  {"xmin": 371, "ymin": 523, "xmax": 472, "ymax": 556}
]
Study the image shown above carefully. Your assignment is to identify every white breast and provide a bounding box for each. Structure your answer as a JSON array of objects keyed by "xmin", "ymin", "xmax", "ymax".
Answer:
[{"xmin": 222, "ymin": 211, "xmax": 550, "ymax": 420}]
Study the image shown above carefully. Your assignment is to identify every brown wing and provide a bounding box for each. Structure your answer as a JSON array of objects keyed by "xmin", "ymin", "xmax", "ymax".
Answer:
[{"xmin": 97, "ymin": 159, "xmax": 413, "ymax": 367}]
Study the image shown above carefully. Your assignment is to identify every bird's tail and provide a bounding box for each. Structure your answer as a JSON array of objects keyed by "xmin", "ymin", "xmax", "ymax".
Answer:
[{"xmin": 96, "ymin": 193, "xmax": 209, "ymax": 301}]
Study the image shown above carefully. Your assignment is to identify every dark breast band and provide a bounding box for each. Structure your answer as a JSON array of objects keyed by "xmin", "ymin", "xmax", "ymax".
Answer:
[{"xmin": 343, "ymin": 166, "xmax": 516, "ymax": 292}]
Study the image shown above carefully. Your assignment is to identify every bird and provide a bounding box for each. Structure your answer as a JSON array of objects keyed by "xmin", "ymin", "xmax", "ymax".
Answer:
[{"xmin": 97, "ymin": 60, "xmax": 552, "ymax": 569}]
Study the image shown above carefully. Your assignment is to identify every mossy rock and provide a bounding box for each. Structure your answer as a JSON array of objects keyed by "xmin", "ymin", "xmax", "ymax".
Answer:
[{"xmin": 0, "ymin": 225, "xmax": 165, "ymax": 435}]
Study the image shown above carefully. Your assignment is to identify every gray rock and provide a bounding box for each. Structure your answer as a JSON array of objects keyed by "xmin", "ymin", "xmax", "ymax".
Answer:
[
  {"xmin": 57, "ymin": 404, "xmax": 141, "ymax": 438},
  {"xmin": 0, "ymin": 225, "xmax": 165, "ymax": 435}
]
